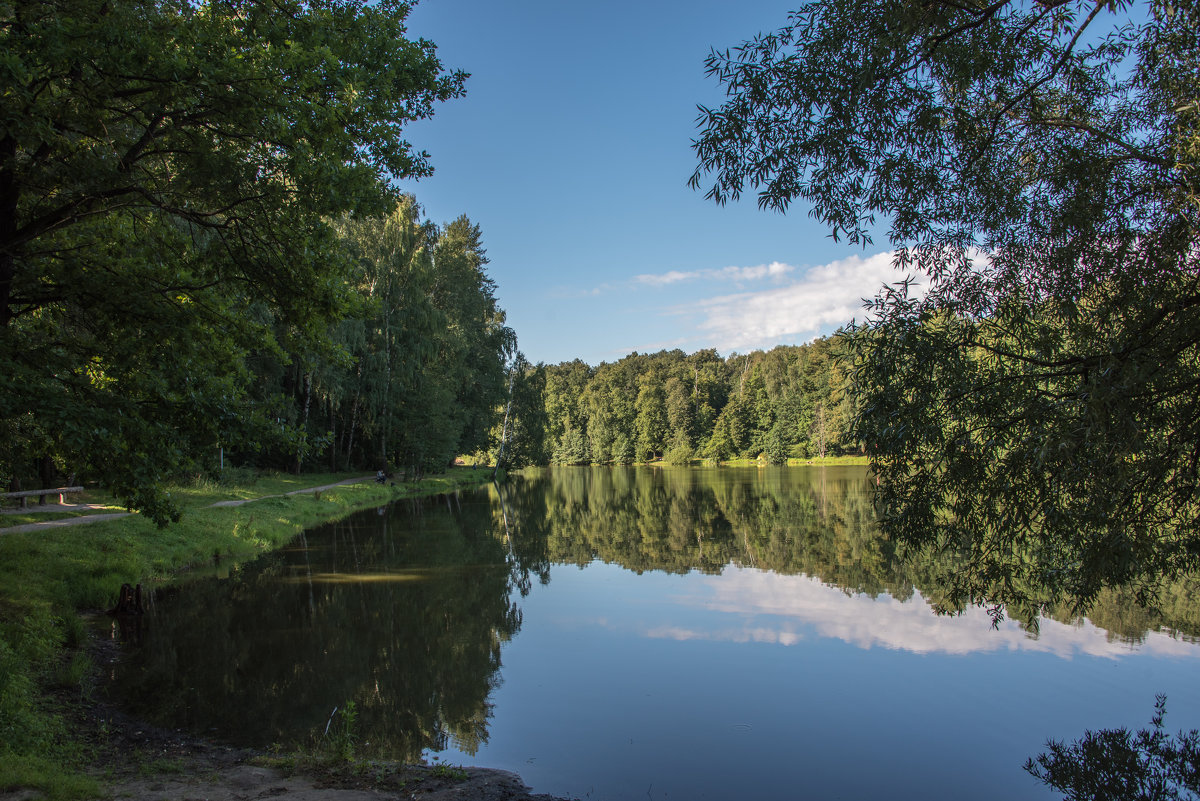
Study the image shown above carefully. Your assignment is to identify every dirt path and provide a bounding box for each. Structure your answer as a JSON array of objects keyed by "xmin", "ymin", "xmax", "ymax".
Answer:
[
  {"xmin": 0, "ymin": 511, "xmax": 132, "ymax": 533},
  {"xmin": 0, "ymin": 502, "xmax": 117, "ymax": 515},
  {"xmin": 0, "ymin": 477, "xmax": 376, "ymax": 535},
  {"xmin": 209, "ymin": 476, "xmax": 376, "ymax": 507}
]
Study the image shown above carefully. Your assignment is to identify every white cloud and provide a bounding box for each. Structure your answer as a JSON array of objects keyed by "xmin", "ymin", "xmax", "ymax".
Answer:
[
  {"xmin": 645, "ymin": 624, "xmax": 804, "ymax": 647},
  {"xmin": 635, "ymin": 270, "xmax": 696, "ymax": 287},
  {"xmin": 633, "ymin": 261, "xmax": 796, "ymax": 287},
  {"xmin": 675, "ymin": 251, "xmax": 913, "ymax": 351},
  {"xmin": 715, "ymin": 262, "xmax": 794, "ymax": 282}
]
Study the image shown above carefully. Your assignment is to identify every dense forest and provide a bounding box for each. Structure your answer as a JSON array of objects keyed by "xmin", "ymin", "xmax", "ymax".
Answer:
[
  {"xmin": 0, "ymin": 1, "xmax": 523, "ymax": 524},
  {"xmin": 3, "ymin": 192, "xmax": 518, "ymax": 507},
  {"xmin": 248, "ymin": 198, "xmax": 517, "ymax": 479},
  {"xmin": 496, "ymin": 338, "xmax": 858, "ymax": 468}
]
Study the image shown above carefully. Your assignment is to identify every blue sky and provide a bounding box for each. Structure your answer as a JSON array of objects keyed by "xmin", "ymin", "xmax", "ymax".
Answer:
[{"xmin": 397, "ymin": 0, "xmax": 901, "ymax": 366}]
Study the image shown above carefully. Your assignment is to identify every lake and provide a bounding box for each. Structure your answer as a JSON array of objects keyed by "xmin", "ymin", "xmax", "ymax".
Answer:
[{"xmin": 107, "ymin": 466, "xmax": 1200, "ymax": 800}]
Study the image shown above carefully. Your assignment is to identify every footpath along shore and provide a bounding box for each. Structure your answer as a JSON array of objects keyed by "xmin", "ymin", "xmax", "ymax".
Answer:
[{"xmin": 0, "ymin": 476, "xmax": 380, "ymax": 534}]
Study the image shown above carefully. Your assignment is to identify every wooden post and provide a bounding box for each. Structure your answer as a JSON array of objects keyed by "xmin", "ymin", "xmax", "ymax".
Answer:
[
  {"xmin": 1, "ymin": 487, "xmax": 85, "ymax": 507},
  {"xmin": 109, "ymin": 583, "xmax": 144, "ymax": 616}
]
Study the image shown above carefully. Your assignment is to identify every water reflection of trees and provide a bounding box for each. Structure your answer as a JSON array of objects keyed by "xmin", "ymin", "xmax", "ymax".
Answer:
[
  {"xmin": 504, "ymin": 466, "xmax": 1200, "ymax": 643},
  {"xmin": 111, "ymin": 469, "xmax": 1198, "ymax": 757},
  {"xmin": 109, "ymin": 495, "xmax": 527, "ymax": 760}
]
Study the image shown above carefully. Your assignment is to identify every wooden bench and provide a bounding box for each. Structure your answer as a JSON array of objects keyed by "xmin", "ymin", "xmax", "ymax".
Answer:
[{"xmin": 1, "ymin": 486, "xmax": 85, "ymax": 508}]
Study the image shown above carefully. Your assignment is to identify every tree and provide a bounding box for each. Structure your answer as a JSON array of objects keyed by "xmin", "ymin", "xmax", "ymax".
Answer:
[
  {"xmin": 1025, "ymin": 696, "xmax": 1200, "ymax": 801},
  {"xmin": 432, "ymin": 216, "xmax": 517, "ymax": 460},
  {"xmin": 1, "ymin": 0, "xmax": 464, "ymax": 521},
  {"xmin": 811, "ymin": 404, "xmax": 828, "ymax": 460},
  {"xmin": 634, "ymin": 375, "xmax": 669, "ymax": 461},
  {"xmin": 490, "ymin": 355, "xmax": 547, "ymax": 470},
  {"xmin": 692, "ymin": 0, "xmax": 1200, "ymax": 615},
  {"xmin": 543, "ymin": 359, "xmax": 593, "ymax": 463},
  {"xmin": 328, "ymin": 200, "xmax": 515, "ymax": 477}
]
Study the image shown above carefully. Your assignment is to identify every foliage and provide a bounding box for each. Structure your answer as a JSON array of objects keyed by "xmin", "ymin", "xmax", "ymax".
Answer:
[
  {"xmin": 1, "ymin": 0, "xmax": 466, "ymax": 522},
  {"xmin": 429, "ymin": 762, "xmax": 469, "ymax": 781},
  {"xmin": 322, "ymin": 702, "xmax": 359, "ymax": 764},
  {"xmin": 536, "ymin": 341, "xmax": 855, "ymax": 465},
  {"xmin": 0, "ymin": 755, "xmax": 101, "ymax": 801},
  {"xmin": 662, "ymin": 429, "xmax": 695, "ymax": 465},
  {"xmin": 1026, "ymin": 696, "xmax": 1200, "ymax": 801},
  {"xmin": 487, "ymin": 354, "xmax": 548, "ymax": 470},
  {"xmin": 260, "ymin": 200, "xmax": 517, "ymax": 478},
  {"xmin": 691, "ymin": 0, "xmax": 1200, "ymax": 614},
  {"xmin": 692, "ymin": 2, "xmax": 1200, "ymax": 795}
]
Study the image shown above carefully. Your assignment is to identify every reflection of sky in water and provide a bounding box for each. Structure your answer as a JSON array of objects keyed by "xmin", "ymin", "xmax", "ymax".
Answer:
[
  {"xmin": 118, "ymin": 464, "xmax": 1200, "ymax": 801},
  {"xmin": 440, "ymin": 559, "xmax": 1200, "ymax": 801},
  {"xmin": 650, "ymin": 567, "xmax": 1200, "ymax": 660}
]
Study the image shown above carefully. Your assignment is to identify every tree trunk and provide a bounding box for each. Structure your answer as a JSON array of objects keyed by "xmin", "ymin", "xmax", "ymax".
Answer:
[
  {"xmin": 493, "ymin": 364, "xmax": 517, "ymax": 480},
  {"xmin": 328, "ymin": 395, "xmax": 338, "ymax": 471},
  {"xmin": 0, "ymin": 135, "xmax": 17, "ymax": 328},
  {"xmin": 344, "ymin": 395, "xmax": 359, "ymax": 470},
  {"xmin": 343, "ymin": 365, "xmax": 362, "ymax": 469},
  {"xmin": 294, "ymin": 370, "xmax": 312, "ymax": 474},
  {"xmin": 37, "ymin": 453, "xmax": 54, "ymax": 505}
]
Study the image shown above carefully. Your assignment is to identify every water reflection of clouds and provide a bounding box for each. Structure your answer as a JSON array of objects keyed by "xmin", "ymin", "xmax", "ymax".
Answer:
[
  {"xmin": 652, "ymin": 568, "xmax": 1200, "ymax": 661},
  {"xmin": 645, "ymin": 625, "xmax": 803, "ymax": 646}
]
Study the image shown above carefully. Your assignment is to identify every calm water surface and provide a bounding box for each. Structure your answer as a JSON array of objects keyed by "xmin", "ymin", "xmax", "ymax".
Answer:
[{"xmin": 108, "ymin": 466, "xmax": 1200, "ymax": 800}]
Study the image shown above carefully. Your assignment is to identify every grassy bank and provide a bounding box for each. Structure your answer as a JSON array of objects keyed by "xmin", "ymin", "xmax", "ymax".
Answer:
[
  {"xmin": 698, "ymin": 455, "xmax": 871, "ymax": 467},
  {"xmin": 0, "ymin": 467, "xmax": 495, "ymax": 800}
]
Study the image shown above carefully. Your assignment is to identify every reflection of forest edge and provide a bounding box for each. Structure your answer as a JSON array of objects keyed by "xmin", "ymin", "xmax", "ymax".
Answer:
[
  {"xmin": 108, "ymin": 493, "xmax": 523, "ymax": 761},
  {"xmin": 498, "ymin": 467, "xmax": 1200, "ymax": 644},
  {"xmin": 108, "ymin": 467, "xmax": 1199, "ymax": 763}
]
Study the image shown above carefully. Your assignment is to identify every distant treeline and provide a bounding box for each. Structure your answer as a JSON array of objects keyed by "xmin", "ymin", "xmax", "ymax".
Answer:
[{"xmin": 494, "ymin": 338, "xmax": 858, "ymax": 467}]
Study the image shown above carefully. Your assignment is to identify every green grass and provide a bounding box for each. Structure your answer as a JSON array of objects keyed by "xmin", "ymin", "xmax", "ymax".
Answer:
[
  {"xmin": 166, "ymin": 469, "xmax": 375, "ymax": 508},
  {"xmin": 429, "ymin": 763, "xmax": 469, "ymax": 780},
  {"xmin": 1, "ymin": 511, "xmax": 101, "ymax": 528},
  {"xmin": 0, "ymin": 471, "xmax": 377, "ymax": 526},
  {"xmin": 696, "ymin": 454, "xmax": 871, "ymax": 467},
  {"xmin": 0, "ymin": 466, "xmax": 495, "ymax": 800},
  {"xmin": 0, "ymin": 507, "xmax": 127, "ymax": 529},
  {"xmin": 0, "ymin": 755, "xmax": 102, "ymax": 801},
  {"xmin": 789, "ymin": 454, "xmax": 870, "ymax": 466}
]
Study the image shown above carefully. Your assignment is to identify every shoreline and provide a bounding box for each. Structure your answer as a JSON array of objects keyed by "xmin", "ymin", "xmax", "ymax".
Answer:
[
  {"xmin": 0, "ymin": 468, "xmax": 568, "ymax": 801},
  {"xmin": 76, "ymin": 470, "xmax": 569, "ymax": 801},
  {"xmin": 74, "ymin": 643, "xmax": 568, "ymax": 801}
]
